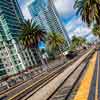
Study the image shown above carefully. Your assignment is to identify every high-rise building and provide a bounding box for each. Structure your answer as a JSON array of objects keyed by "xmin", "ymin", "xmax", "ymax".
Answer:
[
  {"xmin": 0, "ymin": 0, "xmax": 38, "ymax": 77},
  {"xmin": 28, "ymin": 0, "xmax": 51, "ymax": 32},
  {"xmin": 28, "ymin": 0, "xmax": 71, "ymax": 46},
  {"xmin": 48, "ymin": 0, "xmax": 71, "ymax": 46}
]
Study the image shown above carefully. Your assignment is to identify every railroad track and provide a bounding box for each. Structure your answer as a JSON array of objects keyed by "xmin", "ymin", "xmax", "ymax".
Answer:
[
  {"xmin": 48, "ymin": 53, "xmax": 93, "ymax": 100},
  {"xmin": 25, "ymin": 49, "xmax": 95, "ymax": 100},
  {"xmin": 0, "ymin": 49, "xmax": 88, "ymax": 97},
  {"xmin": 0, "ymin": 49, "xmax": 93, "ymax": 100},
  {"xmin": 47, "ymin": 50, "xmax": 97, "ymax": 100},
  {"xmin": 7, "ymin": 51, "xmax": 90, "ymax": 100},
  {"xmin": 67, "ymin": 50, "xmax": 99, "ymax": 100}
]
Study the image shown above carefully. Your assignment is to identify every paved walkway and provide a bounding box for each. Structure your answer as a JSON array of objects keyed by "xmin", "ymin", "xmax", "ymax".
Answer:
[
  {"xmin": 35, "ymin": 49, "xmax": 86, "ymax": 73},
  {"xmin": 73, "ymin": 50, "xmax": 100, "ymax": 100}
]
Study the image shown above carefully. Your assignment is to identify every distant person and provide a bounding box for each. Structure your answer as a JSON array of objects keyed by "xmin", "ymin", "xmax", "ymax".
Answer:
[{"xmin": 42, "ymin": 52, "xmax": 48, "ymax": 66}]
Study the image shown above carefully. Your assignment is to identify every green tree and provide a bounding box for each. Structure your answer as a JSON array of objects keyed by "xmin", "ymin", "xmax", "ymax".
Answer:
[
  {"xmin": 70, "ymin": 35, "xmax": 86, "ymax": 51},
  {"xmin": 46, "ymin": 32, "xmax": 65, "ymax": 54},
  {"xmin": 92, "ymin": 24, "xmax": 100, "ymax": 38},
  {"xmin": 19, "ymin": 19, "xmax": 46, "ymax": 66},
  {"xmin": 74, "ymin": 0, "xmax": 100, "ymax": 26}
]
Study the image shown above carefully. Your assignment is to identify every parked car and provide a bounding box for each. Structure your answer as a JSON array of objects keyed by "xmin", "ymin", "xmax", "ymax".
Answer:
[
  {"xmin": 66, "ymin": 51, "xmax": 77, "ymax": 59},
  {"xmin": 83, "ymin": 46, "xmax": 87, "ymax": 50}
]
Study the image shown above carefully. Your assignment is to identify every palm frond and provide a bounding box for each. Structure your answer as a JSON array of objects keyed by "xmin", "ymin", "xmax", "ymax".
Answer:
[
  {"xmin": 46, "ymin": 32, "xmax": 65, "ymax": 51},
  {"xmin": 74, "ymin": 0, "xmax": 100, "ymax": 26},
  {"xmin": 19, "ymin": 19, "xmax": 46, "ymax": 49}
]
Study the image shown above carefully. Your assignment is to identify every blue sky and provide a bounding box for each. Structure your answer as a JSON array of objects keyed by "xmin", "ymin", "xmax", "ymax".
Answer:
[{"xmin": 18, "ymin": 0, "xmax": 96, "ymax": 41}]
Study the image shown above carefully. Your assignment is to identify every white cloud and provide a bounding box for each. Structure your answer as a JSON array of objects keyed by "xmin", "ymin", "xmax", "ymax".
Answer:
[
  {"xmin": 54, "ymin": 0, "xmax": 75, "ymax": 16},
  {"xmin": 65, "ymin": 17, "xmax": 82, "ymax": 32},
  {"xmin": 73, "ymin": 26, "xmax": 91, "ymax": 36},
  {"xmin": 18, "ymin": 0, "xmax": 32, "ymax": 3},
  {"xmin": 18, "ymin": 0, "xmax": 32, "ymax": 19},
  {"xmin": 21, "ymin": 6, "xmax": 32, "ymax": 19},
  {"xmin": 20, "ymin": 0, "xmax": 75, "ymax": 20},
  {"xmin": 65, "ymin": 16, "xmax": 92, "ymax": 40}
]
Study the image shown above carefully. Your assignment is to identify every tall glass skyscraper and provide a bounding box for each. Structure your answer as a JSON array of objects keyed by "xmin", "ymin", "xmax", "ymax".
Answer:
[
  {"xmin": 0, "ymin": 0, "xmax": 38, "ymax": 77},
  {"xmin": 28, "ymin": 0, "xmax": 71, "ymax": 46},
  {"xmin": 28, "ymin": 0, "xmax": 51, "ymax": 32},
  {"xmin": 48, "ymin": 0, "xmax": 71, "ymax": 46}
]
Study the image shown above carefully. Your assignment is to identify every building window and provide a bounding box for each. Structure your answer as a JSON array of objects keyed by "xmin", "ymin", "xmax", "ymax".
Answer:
[
  {"xmin": 18, "ymin": 60, "xmax": 21, "ymax": 63},
  {"xmin": 1, "ymin": 53, "xmax": 3, "ymax": 56},
  {"xmin": 14, "ymin": 61, "xmax": 17, "ymax": 64},
  {"xmin": 29, "ymin": 61, "xmax": 32, "ymax": 65}
]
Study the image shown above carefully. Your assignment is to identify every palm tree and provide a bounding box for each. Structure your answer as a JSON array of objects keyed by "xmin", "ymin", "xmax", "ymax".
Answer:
[
  {"xmin": 92, "ymin": 24, "xmax": 100, "ymax": 38},
  {"xmin": 71, "ymin": 35, "xmax": 86, "ymax": 50},
  {"xmin": 74, "ymin": 0, "xmax": 100, "ymax": 26},
  {"xmin": 79, "ymin": 37, "xmax": 86, "ymax": 45},
  {"xmin": 46, "ymin": 32, "xmax": 65, "ymax": 55},
  {"xmin": 19, "ymin": 19, "xmax": 46, "ymax": 66}
]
